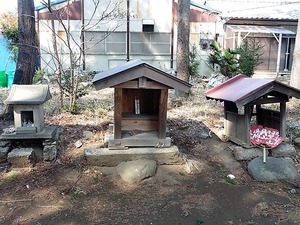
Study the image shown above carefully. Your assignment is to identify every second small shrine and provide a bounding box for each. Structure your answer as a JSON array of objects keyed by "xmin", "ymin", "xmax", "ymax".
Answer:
[{"xmin": 205, "ymin": 74, "xmax": 300, "ymax": 147}]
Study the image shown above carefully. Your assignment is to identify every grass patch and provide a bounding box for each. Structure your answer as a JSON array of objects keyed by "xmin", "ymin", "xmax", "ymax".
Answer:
[{"xmin": 6, "ymin": 171, "xmax": 17, "ymax": 180}]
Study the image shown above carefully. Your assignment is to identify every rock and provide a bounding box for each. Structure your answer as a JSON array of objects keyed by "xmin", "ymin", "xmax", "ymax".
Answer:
[
  {"xmin": 7, "ymin": 148, "xmax": 36, "ymax": 167},
  {"xmin": 74, "ymin": 140, "xmax": 83, "ymax": 148},
  {"xmin": 0, "ymin": 141, "xmax": 11, "ymax": 147},
  {"xmin": 43, "ymin": 145, "xmax": 57, "ymax": 161},
  {"xmin": 271, "ymin": 143, "xmax": 296, "ymax": 157},
  {"xmin": 83, "ymin": 131, "xmax": 93, "ymax": 139},
  {"xmin": 116, "ymin": 159, "xmax": 157, "ymax": 184},
  {"xmin": 294, "ymin": 137, "xmax": 300, "ymax": 148},
  {"xmin": 232, "ymin": 146, "xmax": 262, "ymax": 161},
  {"xmin": 287, "ymin": 120, "xmax": 300, "ymax": 138},
  {"xmin": 248, "ymin": 157, "xmax": 299, "ymax": 182},
  {"xmin": 0, "ymin": 146, "xmax": 9, "ymax": 155},
  {"xmin": 0, "ymin": 146, "xmax": 10, "ymax": 163}
]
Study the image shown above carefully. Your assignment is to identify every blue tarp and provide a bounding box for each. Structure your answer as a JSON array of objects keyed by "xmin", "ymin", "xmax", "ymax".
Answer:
[{"xmin": 0, "ymin": 33, "xmax": 16, "ymax": 73}]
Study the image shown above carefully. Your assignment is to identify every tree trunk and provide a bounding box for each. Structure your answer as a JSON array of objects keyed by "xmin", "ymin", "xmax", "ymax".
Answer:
[
  {"xmin": 176, "ymin": 0, "xmax": 190, "ymax": 97},
  {"xmin": 14, "ymin": 0, "xmax": 37, "ymax": 84},
  {"xmin": 290, "ymin": 14, "xmax": 300, "ymax": 89}
]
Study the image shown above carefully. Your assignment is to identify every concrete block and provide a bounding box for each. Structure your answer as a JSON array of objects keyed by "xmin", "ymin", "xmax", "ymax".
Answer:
[
  {"xmin": 7, "ymin": 148, "xmax": 35, "ymax": 167},
  {"xmin": 84, "ymin": 145, "xmax": 185, "ymax": 167}
]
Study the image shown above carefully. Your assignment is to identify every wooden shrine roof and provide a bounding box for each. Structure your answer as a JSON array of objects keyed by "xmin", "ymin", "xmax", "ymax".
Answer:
[
  {"xmin": 205, "ymin": 74, "xmax": 300, "ymax": 108},
  {"xmin": 92, "ymin": 59, "xmax": 192, "ymax": 93}
]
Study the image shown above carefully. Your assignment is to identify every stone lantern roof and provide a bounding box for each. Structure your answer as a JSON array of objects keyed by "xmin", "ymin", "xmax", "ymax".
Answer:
[{"xmin": 4, "ymin": 85, "xmax": 52, "ymax": 105}]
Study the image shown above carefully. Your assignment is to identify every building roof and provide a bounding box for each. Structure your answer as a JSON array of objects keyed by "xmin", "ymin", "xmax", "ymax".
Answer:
[
  {"xmin": 4, "ymin": 85, "xmax": 52, "ymax": 105},
  {"xmin": 205, "ymin": 74, "xmax": 300, "ymax": 108},
  {"xmin": 206, "ymin": 0, "xmax": 299, "ymax": 20},
  {"xmin": 35, "ymin": 0, "xmax": 68, "ymax": 11},
  {"xmin": 92, "ymin": 59, "xmax": 192, "ymax": 93},
  {"xmin": 227, "ymin": 25, "xmax": 295, "ymax": 35},
  {"xmin": 190, "ymin": 0, "xmax": 220, "ymax": 14}
]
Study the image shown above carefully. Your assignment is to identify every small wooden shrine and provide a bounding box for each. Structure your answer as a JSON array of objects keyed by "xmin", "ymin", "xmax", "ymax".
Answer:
[
  {"xmin": 92, "ymin": 59, "xmax": 191, "ymax": 150},
  {"xmin": 205, "ymin": 74, "xmax": 300, "ymax": 146}
]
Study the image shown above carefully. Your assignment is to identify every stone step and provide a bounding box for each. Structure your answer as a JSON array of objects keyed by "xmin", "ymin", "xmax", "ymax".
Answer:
[
  {"xmin": 84, "ymin": 145, "xmax": 185, "ymax": 167},
  {"xmin": 7, "ymin": 148, "xmax": 36, "ymax": 168}
]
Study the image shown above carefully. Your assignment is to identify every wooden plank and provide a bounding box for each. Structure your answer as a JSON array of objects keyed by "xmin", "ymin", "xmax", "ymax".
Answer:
[
  {"xmin": 244, "ymin": 104, "xmax": 252, "ymax": 144},
  {"xmin": 114, "ymin": 81, "xmax": 170, "ymax": 89},
  {"xmin": 122, "ymin": 112, "xmax": 158, "ymax": 120},
  {"xmin": 158, "ymin": 89, "xmax": 168, "ymax": 139},
  {"xmin": 108, "ymin": 137, "xmax": 171, "ymax": 149},
  {"xmin": 143, "ymin": 67, "xmax": 191, "ymax": 93},
  {"xmin": 251, "ymin": 96, "xmax": 288, "ymax": 105},
  {"xmin": 139, "ymin": 77, "xmax": 147, "ymax": 88},
  {"xmin": 114, "ymin": 88, "xmax": 122, "ymax": 139},
  {"xmin": 93, "ymin": 67, "xmax": 145, "ymax": 90},
  {"xmin": 122, "ymin": 120, "xmax": 158, "ymax": 131}
]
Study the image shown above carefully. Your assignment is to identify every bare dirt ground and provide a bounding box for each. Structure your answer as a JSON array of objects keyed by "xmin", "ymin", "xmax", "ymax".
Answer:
[{"xmin": 1, "ymin": 82, "xmax": 300, "ymax": 225}]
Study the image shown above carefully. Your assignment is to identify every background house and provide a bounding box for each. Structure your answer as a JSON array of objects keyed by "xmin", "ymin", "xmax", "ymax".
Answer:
[
  {"xmin": 205, "ymin": 0, "xmax": 299, "ymax": 76},
  {"xmin": 35, "ymin": 0, "xmax": 299, "ymax": 78},
  {"xmin": 35, "ymin": 0, "xmax": 219, "ymax": 76}
]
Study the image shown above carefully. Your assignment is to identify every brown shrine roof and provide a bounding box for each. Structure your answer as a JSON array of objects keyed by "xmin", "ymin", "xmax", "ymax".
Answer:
[
  {"xmin": 92, "ymin": 59, "xmax": 192, "ymax": 93},
  {"xmin": 205, "ymin": 74, "xmax": 300, "ymax": 108}
]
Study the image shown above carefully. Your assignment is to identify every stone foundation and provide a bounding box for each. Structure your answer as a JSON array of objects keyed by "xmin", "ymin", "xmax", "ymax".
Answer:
[{"xmin": 84, "ymin": 145, "xmax": 185, "ymax": 167}]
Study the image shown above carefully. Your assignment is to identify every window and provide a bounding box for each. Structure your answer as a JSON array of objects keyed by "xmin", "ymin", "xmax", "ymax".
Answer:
[{"xmin": 85, "ymin": 31, "xmax": 170, "ymax": 55}]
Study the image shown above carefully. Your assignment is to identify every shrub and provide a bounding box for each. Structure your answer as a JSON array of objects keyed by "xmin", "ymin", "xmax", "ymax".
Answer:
[
  {"xmin": 208, "ymin": 39, "xmax": 263, "ymax": 78},
  {"xmin": 236, "ymin": 39, "xmax": 263, "ymax": 76}
]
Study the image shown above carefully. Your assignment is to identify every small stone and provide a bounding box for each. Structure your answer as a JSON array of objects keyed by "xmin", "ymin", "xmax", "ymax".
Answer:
[
  {"xmin": 74, "ymin": 140, "xmax": 83, "ymax": 148},
  {"xmin": 83, "ymin": 131, "xmax": 93, "ymax": 139},
  {"xmin": 294, "ymin": 137, "xmax": 300, "ymax": 148}
]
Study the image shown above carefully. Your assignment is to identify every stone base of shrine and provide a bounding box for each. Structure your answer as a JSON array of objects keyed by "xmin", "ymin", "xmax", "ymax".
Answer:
[{"xmin": 84, "ymin": 145, "xmax": 185, "ymax": 167}]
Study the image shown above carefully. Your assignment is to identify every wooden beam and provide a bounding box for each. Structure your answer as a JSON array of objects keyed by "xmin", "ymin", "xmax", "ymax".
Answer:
[
  {"xmin": 139, "ymin": 77, "xmax": 147, "ymax": 88},
  {"xmin": 114, "ymin": 81, "xmax": 170, "ymax": 89},
  {"xmin": 114, "ymin": 88, "xmax": 122, "ymax": 139},
  {"xmin": 158, "ymin": 89, "xmax": 168, "ymax": 139},
  {"xmin": 244, "ymin": 104, "xmax": 252, "ymax": 144},
  {"xmin": 250, "ymin": 96, "xmax": 288, "ymax": 105},
  {"xmin": 108, "ymin": 137, "xmax": 171, "ymax": 149},
  {"xmin": 280, "ymin": 102, "xmax": 287, "ymax": 140}
]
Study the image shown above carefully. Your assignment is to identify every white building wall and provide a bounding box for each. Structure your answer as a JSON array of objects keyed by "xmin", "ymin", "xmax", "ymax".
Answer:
[
  {"xmin": 39, "ymin": 19, "xmax": 82, "ymax": 73},
  {"xmin": 37, "ymin": 0, "xmax": 216, "ymax": 77}
]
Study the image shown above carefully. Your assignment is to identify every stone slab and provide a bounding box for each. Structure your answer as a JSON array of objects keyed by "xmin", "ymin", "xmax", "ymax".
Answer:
[
  {"xmin": 84, "ymin": 145, "xmax": 185, "ymax": 167},
  {"xmin": 0, "ymin": 126, "xmax": 57, "ymax": 140},
  {"xmin": 7, "ymin": 148, "xmax": 35, "ymax": 167}
]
